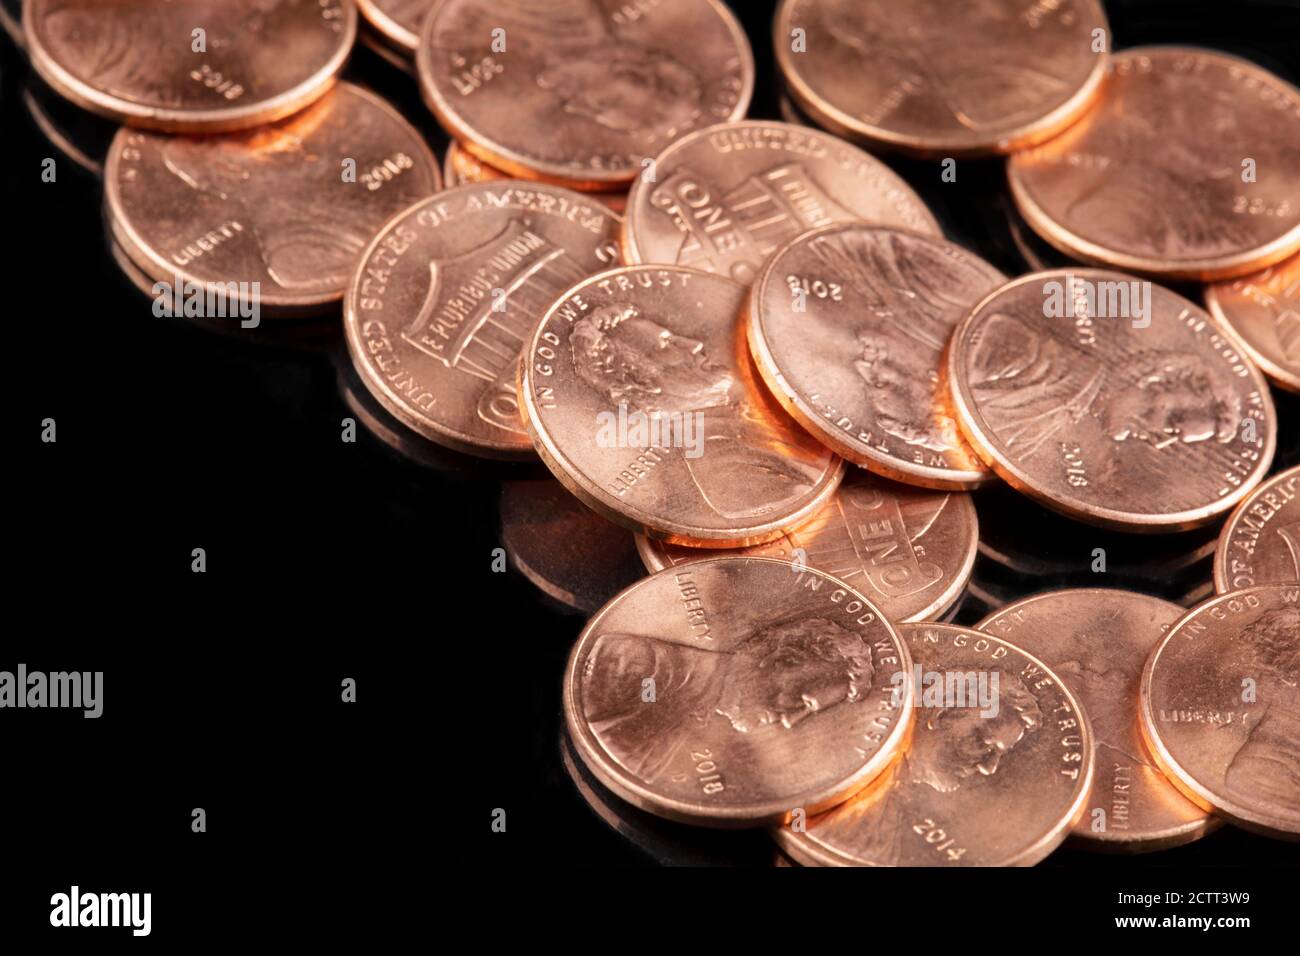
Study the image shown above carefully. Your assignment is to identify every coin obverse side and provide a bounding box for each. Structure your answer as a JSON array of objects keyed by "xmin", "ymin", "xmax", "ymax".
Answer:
[
  {"xmin": 1140, "ymin": 585, "xmax": 1300, "ymax": 841},
  {"xmin": 978, "ymin": 589, "xmax": 1217, "ymax": 852},
  {"xmin": 1205, "ymin": 253, "xmax": 1300, "ymax": 394},
  {"xmin": 345, "ymin": 182, "xmax": 622, "ymax": 458},
  {"xmin": 26, "ymin": 0, "xmax": 356, "ymax": 132},
  {"xmin": 106, "ymin": 82, "xmax": 441, "ymax": 316},
  {"xmin": 520, "ymin": 265, "xmax": 845, "ymax": 546},
  {"xmin": 1009, "ymin": 47, "xmax": 1300, "ymax": 281},
  {"xmin": 636, "ymin": 469, "xmax": 978, "ymax": 624},
  {"xmin": 417, "ymin": 0, "xmax": 754, "ymax": 188},
  {"xmin": 564, "ymin": 556, "xmax": 915, "ymax": 827},
  {"xmin": 622, "ymin": 120, "xmax": 941, "ymax": 285},
  {"xmin": 1215, "ymin": 465, "xmax": 1300, "ymax": 592},
  {"xmin": 773, "ymin": 0, "xmax": 1110, "ymax": 157},
  {"xmin": 776, "ymin": 622, "xmax": 1094, "ymax": 865},
  {"xmin": 750, "ymin": 224, "xmax": 1006, "ymax": 489},
  {"xmin": 946, "ymin": 269, "xmax": 1278, "ymax": 532}
]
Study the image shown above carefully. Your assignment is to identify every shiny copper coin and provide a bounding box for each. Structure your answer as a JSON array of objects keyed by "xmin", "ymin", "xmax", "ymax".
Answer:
[
  {"xmin": 776, "ymin": 622, "xmax": 1094, "ymax": 865},
  {"xmin": 564, "ymin": 556, "xmax": 914, "ymax": 827},
  {"xmin": 947, "ymin": 269, "xmax": 1278, "ymax": 532},
  {"xmin": 773, "ymin": 0, "xmax": 1109, "ymax": 157},
  {"xmin": 25, "ymin": 0, "xmax": 356, "ymax": 132},
  {"xmin": 1215, "ymin": 465, "xmax": 1300, "ymax": 592},
  {"xmin": 637, "ymin": 469, "xmax": 977, "ymax": 624},
  {"xmin": 357, "ymin": 0, "xmax": 427, "ymax": 53},
  {"xmin": 1140, "ymin": 585, "xmax": 1300, "ymax": 841},
  {"xmin": 443, "ymin": 140, "xmax": 627, "ymax": 214},
  {"xmin": 519, "ymin": 265, "xmax": 845, "ymax": 547},
  {"xmin": 1205, "ymin": 253, "xmax": 1300, "ymax": 394},
  {"xmin": 623, "ymin": 121, "xmax": 940, "ymax": 284},
  {"xmin": 346, "ymin": 182, "xmax": 621, "ymax": 458},
  {"xmin": 978, "ymin": 589, "xmax": 1215, "ymax": 852},
  {"xmin": 1009, "ymin": 48, "xmax": 1300, "ymax": 281},
  {"xmin": 417, "ymin": 0, "xmax": 753, "ymax": 189},
  {"xmin": 106, "ymin": 82, "xmax": 440, "ymax": 317},
  {"xmin": 751, "ymin": 224, "xmax": 1005, "ymax": 489}
]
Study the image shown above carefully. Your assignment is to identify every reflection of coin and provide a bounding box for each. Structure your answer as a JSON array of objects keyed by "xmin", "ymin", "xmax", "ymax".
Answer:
[
  {"xmin": 500, "ymin": 478, "xmax": 645, "ymax": 613},
  {"xmin": 623, "ymin": 121, "xmax": 940, "ymax": 285},
  {"xmin": 26, "ymin": 0, "xmax": 355, "ymax": 131},
  {"xmin": 1009, "ymin": 48, "xmax": 1300, "ymax": 281},
  {"xmin": 637, "ymin": 469, "xmax": 976, "ymax": 624},
  {"xmin": 978, "ymin": 589, "xmax": 1215, "ymax": 852},
  {"xmin": 776, "ymin": 622, "xmax": 1093, "ymax": 865},
  {"xmin": 1, "ymin": 0, "xmax": 25, "ymax": 52},
  {"xmin": 417, "ymin": 0, "xmax": 753, "ymax": 188},
  {"xmin": 1139, "ymin": 585, "xmax": 1300, "ymax": 841},
  {"xmin": 1215, "ymin": 465, "xmax": 1300, "ymax": 592},
  {"xmin": 345, "ymin": 182, "xmax": 621, "ymax": 458},
  {"xmin": 751, "ymin": 224, "xmax": 1004, "ymax": 488},
  {"xmin": 947, "ymin": 269, "xmax": 1277, "ymax": 532},
  {"xmin": 520, "ymin": 265, "xmax": 845, "ymax": 547},
  {"xmin": 774, "ymin": 0, "xmax": 1109, "ymax": 157},
  {"xmin": 565, "ymin": 556, "xmax": 914, "ymax": 827},
  {"xmin": 1205, "ymin": 253, "xmax": 1300, "ymax": 394},
  {"xmin": 357, "ymin": 0, "xmax": 427, "ymax": 53},
  {"xmin": 106, "ymin": 83, "xmax": 441, "ymax": 316},
  {"xmin": 443, "ymin": 140, "xmax": 627, "ymax": 213}
]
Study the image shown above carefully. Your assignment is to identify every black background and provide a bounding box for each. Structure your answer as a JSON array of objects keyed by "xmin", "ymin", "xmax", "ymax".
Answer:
[{"xmin": 2, "ymin": 0, "xmax": 1297, "ymax": 943}]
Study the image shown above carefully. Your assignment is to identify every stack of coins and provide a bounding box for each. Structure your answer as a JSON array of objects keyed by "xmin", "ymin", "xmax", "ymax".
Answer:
[{"xmin": 14, "ymin": 0, "xmax": 1298, "ymax": 863}]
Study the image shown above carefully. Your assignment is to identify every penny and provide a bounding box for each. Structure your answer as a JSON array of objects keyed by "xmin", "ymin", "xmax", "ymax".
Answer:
[
  {"xmin": 106, "ymin": 82, "xmax": 440, "ymax": 317},
  {"xmin": 636, "ymin": 469, "xmax": 977, "ymax": 624},
  {"xmin": 773, "ymin": 0, "xmax": 1109, "ymax": 157},
  {"xmin": 1205, "ymin": 253, "xmax": 1300, "ymax": 394},
  {"xmin": 1009, "ymin": 47, "xmax": 1300, "ymax": 281},
  {"xmin": 750, "ymin": 224, "xmax": 1005, "ymax": 488},
  {"xmin": 519, "ymin": 265, "xmax": 845, "ymax": 547},
  {"xmin": 1214, "ymin": 465, "xmax": 1300, "ymax": 592},
  {"xmin": 443, "ymin": 140, "xmax": 627, "ymax": 214},
  {"xmin": 564, "ymin": 556, "xmax": 914, "ymax": 827},
  {"xmin": 25, "ymin": 0, "xmax": 356, "ymax": 132},
  {"xmin": 500, "ymin": 477, "xmax": 646, "ymax": 613},
  {"xmin": 622, "ymin": 121, "xmax": 940, "ymax": 285},
  {"xmin": 946, "ymin": 269, "xmax": 1278, "ymax": 532},
  {"xmin": 345, "ymin": 182, "xmax": 621, "ymax": 458},
  {"xmin": 775, "ymin": 622, "xmax": 1094, "ymax": 865},
  {"xmin": 416, "ymin": 0, "xmax": 753, "ymax": 188},
  {"xmin": 1139, "ymin": 585, "xmax": 1300, "ymax": 841},
  {"xmin": 978, "ymin": 589, "xmax": 1216, "ymax": 852},
  {"xmin": 357, "ymin": 0, "xmax": 427, "ymax": 53}
]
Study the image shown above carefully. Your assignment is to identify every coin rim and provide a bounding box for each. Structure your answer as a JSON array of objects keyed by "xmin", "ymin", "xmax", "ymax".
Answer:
[
  {"xmin": 564, "ymin": 555, "xmax": 916, "ymax": 827},
  {"xmin": 356, "ymin": 0, "xmax": 421, "ymax": 52},
  {"xmin": 1204, "ymin": 261, "xmax": 1300, "ymax": 394},
  {"xmin": 1212, "ymin": 464, "xmax": 1300, "ymax": 592}
]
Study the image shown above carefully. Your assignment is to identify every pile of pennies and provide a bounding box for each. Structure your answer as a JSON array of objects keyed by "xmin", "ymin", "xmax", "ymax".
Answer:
[{"xmin": 13, "ymin": 0, "xmax": 1298, "ymax": 864}]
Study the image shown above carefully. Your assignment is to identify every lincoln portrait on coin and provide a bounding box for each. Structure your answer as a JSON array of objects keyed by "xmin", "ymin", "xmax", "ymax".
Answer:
[
  {"xmin": 581, "ymin": 617, "xmax": 873, "ymax": 784},
  {"xmin": 1224, "ymin": 607, "xmax": 1300, "ymax": 816},
  {"xmin": 570, "ymin": 303, "xmax": 827, "ymax": 520}
]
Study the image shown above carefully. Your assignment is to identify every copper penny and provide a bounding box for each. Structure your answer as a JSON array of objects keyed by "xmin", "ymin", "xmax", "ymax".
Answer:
[
  {"xmin": 1205, "ymin": 253, "xmax": 1300, "ymax": 394},
  {"xmin": 106, "ymin": 82, "xmax": 440, "ymax": 317},
  {"xmin": 25, "ymin": 0, "xmax": 355, "ymax": 132},
  {"xmin": 1215, "ymin": 465, "xmax": 1300, "ymax": 592},
  {"xmin": 345, "ymin": 182, "xmax": 622, "ymax": 458},
  {"xmin": 519, "ymin": 265, "xmax": 845, "ymax": 547},
  {"xmin": 1009, "ymin": 47, "xmax": 1300, "ymax": 281},
  {"xmin": 773, "ymin": 0, "xmax": 1109, "ymax": 157},
  {"xmin": 1140, "ymin": 585, "xmax": 1300, "ymax": 841},
  {"xmin": 776, "ymin": 622, "xmax": 1094, "ymax": 865},
  {"xmin": 947, "ymin": 269, "xmax": 1278, "ymax": 532},
  {"xmin": 443, "ymin": 139, "xmax": 627, "ymax": 213},
  {"xmin": 564, "ymin": 556, "xmax": 914, "ymax": 827},
  {"xmin": 357, "ymin": 0, "xmax": 427, "ymax": 53},
  {"xmin": 416, "ymin": 0, "xmax": 753, "ymax": 189},
  {"xmin": 978, "ymin": 589, "xmax": 1216, "ymax": 852},
  {"xmin": 751, "ymin": 224, "xmax": 1005, "ymax": 489},
  {"xmin": 622, "ymin": 121, "xmax": 940, "ymax": 284},
  {"xmin": 637, "ymin": 469, "xmax": 977, "ymax": 624}
]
